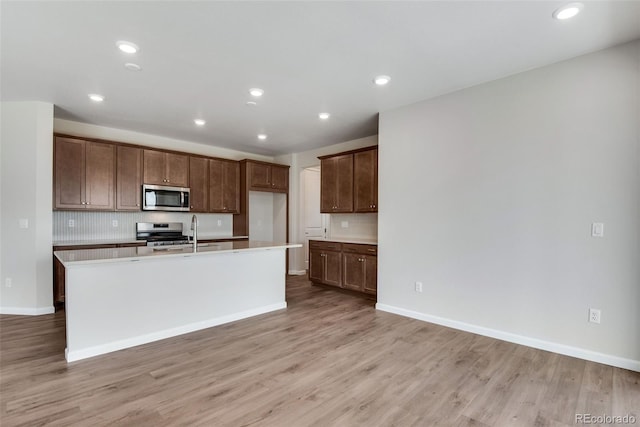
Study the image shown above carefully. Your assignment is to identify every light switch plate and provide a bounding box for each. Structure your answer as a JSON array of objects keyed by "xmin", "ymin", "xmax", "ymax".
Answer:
[
  {"xmin": 18, "ymin": 218, "xmax": 28, "ymax": 229},
  {"xmin": 112, "ymin": 220, "xmax": 118, "ymax": 228},
  {"xmin": 591, "ymin": 222, "xmax": 604, "ymax": 237},
  {"xmin": 68, "ymin": 219, "xmax": 75, "ymax": 228}
]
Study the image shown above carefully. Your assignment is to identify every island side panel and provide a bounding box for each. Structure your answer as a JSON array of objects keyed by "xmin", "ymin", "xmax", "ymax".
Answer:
[{"xmin": 65, "ymin": 248, "xmax": 286, "ymax": 362}]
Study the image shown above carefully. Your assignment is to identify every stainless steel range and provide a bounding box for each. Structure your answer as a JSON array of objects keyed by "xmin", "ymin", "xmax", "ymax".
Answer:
[{"xmin": 136, "ymin": 222, "xmax": 189, "ymax": 247}]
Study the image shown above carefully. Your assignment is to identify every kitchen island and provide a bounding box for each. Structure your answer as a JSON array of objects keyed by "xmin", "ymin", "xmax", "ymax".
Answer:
[{"xmin": 55, "ymin": 241, "xmax": 301, "ymax": 362}]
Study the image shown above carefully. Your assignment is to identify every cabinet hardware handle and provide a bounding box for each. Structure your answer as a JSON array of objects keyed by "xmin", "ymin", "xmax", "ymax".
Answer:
[{"xmin": 367, "ymin": 249, "xmax": 376, "ymax": 252}]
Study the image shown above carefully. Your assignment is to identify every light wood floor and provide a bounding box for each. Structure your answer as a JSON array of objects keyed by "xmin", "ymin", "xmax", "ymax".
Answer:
[{"xmin": 1, "ymin": 276, "xmax": 638, "ymax": 426}]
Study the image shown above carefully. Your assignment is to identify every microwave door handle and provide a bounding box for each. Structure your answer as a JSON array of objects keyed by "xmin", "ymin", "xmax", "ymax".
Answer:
[{"xmin": 181, "ymin": 192, "xmax": 184, "ymax": 205}]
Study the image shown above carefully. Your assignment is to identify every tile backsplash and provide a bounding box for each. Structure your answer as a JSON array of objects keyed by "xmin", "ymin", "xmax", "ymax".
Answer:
[
  {"xmin": 53, "ymin": 211, "xmax": 233, "ymax": 242},
  {"xmin": 329, "ymin": 213, "xmax": 377, "ymax": 240}
]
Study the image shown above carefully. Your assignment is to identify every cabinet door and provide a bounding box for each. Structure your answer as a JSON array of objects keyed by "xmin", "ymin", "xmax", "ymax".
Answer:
[
  {"xmin": 363, "ymin": 255, "xmax": 377, "ymax": 295},
  {"xmin": 116, "ymin": 146, "xmax": 142, "ymax": 211},
  {"xmin": 54, "ymin": 137, "xmax": 86, "ymax": 209},
  {"xmin": 321, "ymin": 154, "xmax": 353, "ymax": 213},
  {"xmin": 249, "ymin": 162, "xmax": 272, "ymax": 189},
  {"xmin": 222, "ymin": 161, "xmax": 240, "ymax": 213},
  {"xmin": 210, "ymin": 159, "xmax": 239, "ymax": 213},
  {"xmin": 209, "ymin": 159, "xmax": 223, "ymax": 211},
  {"xmin": 354, "ymin": 148, "xmax": 378, "ymax": 212},
  {"xmin": 309, "ymin": 249, "xmax": 325, "ymax": 283},
  {"xmin": 324, "ymin": 250, "xmax": 342, "ymax": 287},
  {"xmin": 270, "ymin": 165, "xmax": 289, "ymax": 192},
  {"xmin": 189, "ymin": 157, "xmax": 209, "ymax": 212},
  {"xmin": 320, "ymin": 157, "xmax": 337, "ymax": 213},
  {"xmin": 85, "ymin": 141, "xmax": 115, "ymax": 210},
  {"xmin": 166, "ymin": 153, "xmax": 189, "ymax": 187},
  {"xmin": 335, "ymin": 154, "xmax": 354, "ymax": 212},
  {"xmin": 342, "ymin": 253, "xmax": 364, "ymax": 291},
  {"xmin": 143, "ymin": 149, "xmax": 166, "ymax": 185}
]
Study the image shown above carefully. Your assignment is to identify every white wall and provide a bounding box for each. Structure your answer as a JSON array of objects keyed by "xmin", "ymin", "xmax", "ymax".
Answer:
[
  {"xmin": 1, "ymin": 102, "xmax": 54, "ymax": 315},
  {"xmin": 248, "ymin": 192, "xmax": 287, "ymax": 242},
  {"xmin": 329, "ymin": 213, "xmax": 377, "ymax": 240},
  {"xmin": 277, "ymin": 134, "xmax": 378, "ymax": 273},
  {"xmin": 378, "ymin": 41, "xmax": 640, "ymax": 371}
]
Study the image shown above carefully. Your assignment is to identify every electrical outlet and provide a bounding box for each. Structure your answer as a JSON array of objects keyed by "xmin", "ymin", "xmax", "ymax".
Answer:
[
  {"xmin": 68, "ymin": 219, "xmax": 75, "ymax": 228},
  {"xmin": 19, "ymin": 218, "xmax": 29, "ymax": 229},
  {"xmin": 341, "ymin": 221, "xmax": 349, "ymax": 228},
  {"xmin": 591, "ymin": 223, "xmax": 604, "ymax": 237},
  {"xmin": 217, "ymin": 220, "xmax": 222, "ymax": 227},
  {"xmin": 589, "ymin": 308, "xmax": 601, "ymax": 324},
  {"xmin": 5, "ymin": 278, "xmax": 12, "ymax": 288},
  {"xmin": 112, "ymin": 220, "xmax": 118, "ymax": 228},
  {"xmin": 415, "ymin": 281, "xmax": 423, "ymax": 293}
]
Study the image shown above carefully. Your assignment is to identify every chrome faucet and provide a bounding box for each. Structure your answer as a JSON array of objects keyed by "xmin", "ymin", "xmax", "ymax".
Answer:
[{"xmin": 191, "ymin": 214, "xmax": 198, "ymax": 250}]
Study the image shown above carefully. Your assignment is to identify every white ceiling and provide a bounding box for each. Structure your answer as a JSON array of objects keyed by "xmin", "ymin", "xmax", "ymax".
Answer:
[{"xmin": 2, "ymin": 1, "xmax": 639, "ymax": 156}]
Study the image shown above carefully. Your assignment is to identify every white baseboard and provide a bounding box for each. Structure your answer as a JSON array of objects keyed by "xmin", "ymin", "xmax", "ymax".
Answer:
[
  {"xmin": 288, "ymin": 269, "xmax": 307, "ymax": 276},
  {"xmin": 0, "ymin": 306, "xmax": 55, "ymax": 316},
  {"xmin": 376, "ymin": 303, "xmax": 640, "ymax": 373},
  {"xmin": 66, "ymin": 302, "xmax": 287, "ymax": 363}
]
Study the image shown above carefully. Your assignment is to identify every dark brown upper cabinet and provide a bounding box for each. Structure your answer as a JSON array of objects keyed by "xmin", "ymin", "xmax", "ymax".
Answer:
[
  {"xmin": 209, "ymin": 158, "xmax": 240, "ymax": 214},
  {"xmin": 354, "ymin": 147, "xmax": 378, "ymax": 212},
  {"xmin": 54, "ymin": 136, "xmax": 115, "ymax": 210},
  {"xmin": 116, "ymin": 145, "xmax": 142, "ymax": 211},
  {"xmin": 319, "ymin": 146, "xmax": 378, "ymax": 214},
  {"xmin": 143, "ymin": 149, "xmax": 188, "ymax": 187},
  {"xmin": 189, "ymin": 156, "xmax": 209, "ymax": 212},
  {"xmin": 320, "ymin": 153, "xmax": 354, "ymax": 213},
  {"xmin": 247, "ymin": 161, "xmax": 289, "ymax": 193}
]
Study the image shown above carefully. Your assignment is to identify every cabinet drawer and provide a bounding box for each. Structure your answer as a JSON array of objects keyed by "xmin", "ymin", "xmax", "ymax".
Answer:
[
  {"xmin": 342, "ymin": 243, "xmax": 377, "ymax": 256},
  {"xmin": 309, "ymin": 240, "xmax": 342, "ymax": 251}
]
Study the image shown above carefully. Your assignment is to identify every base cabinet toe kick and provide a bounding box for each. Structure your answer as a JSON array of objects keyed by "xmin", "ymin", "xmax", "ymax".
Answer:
[{"xmin": 56, "ymin": 241, "xmax": 300, "ymax": 362}]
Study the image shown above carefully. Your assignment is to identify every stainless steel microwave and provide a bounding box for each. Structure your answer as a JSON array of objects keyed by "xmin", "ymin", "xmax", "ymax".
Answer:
[{"xmin": 142, "ymin": 184, "xmax": 190, "ymax": 211}]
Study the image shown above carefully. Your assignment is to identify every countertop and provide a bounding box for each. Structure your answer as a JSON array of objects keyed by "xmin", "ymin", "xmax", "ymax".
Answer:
[
  {"xmin": 54, "ymin": 240, "xmax": 301, "ymax": 266},
  {"xmin": 53, "ymin": 235, "xmax": 249, "ymax": 247},
  {"xmin": 309, "ymin": 237, "xmax": 378, "ymax": 245}
]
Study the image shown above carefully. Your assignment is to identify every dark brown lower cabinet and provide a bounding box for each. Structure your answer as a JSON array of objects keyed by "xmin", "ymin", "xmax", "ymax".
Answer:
[
  {"xmin": 309, "ymin": 240, "xmax": 377, "ymax": 296},
  {"xmin": 309, "ymin": 241, "xmax": 342, "ymax": 287}
]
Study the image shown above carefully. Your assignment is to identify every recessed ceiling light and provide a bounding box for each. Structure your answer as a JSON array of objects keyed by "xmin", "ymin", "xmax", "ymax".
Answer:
[
  {"xmin": 88, "ymin": 94, "xmax": 104, "ymax": 102},
  {"xmin": 246, "ymin": 101, "xmax": 257, "ymax": 106},
  {"xmin": 194, "ymin": 119, "xmax": 206, "ymax": 126},
  {"xmin": 318, "ymin": 112, "xmax": 330, "ymax": 120},
  {"xmin": 117, "ymin": 41, "xmax": 139, "ymax": 54},
  {"xmin": 249, "ymin": 88, "xmax": 264, "ymax": 97},
  {"xmin": 373, "ymin": 75, "xmax": 391, "ymax": 86},
  {"xmin": 257, "ymin": 134, "xmax": 267, "ymax": 140},
  {"xmin": 553, "ymin": 2, "xmax": 583, "ymax": 20},
  {"xmin": 124, "ymin": 63, "xmax": 142, "ymax": 71}
]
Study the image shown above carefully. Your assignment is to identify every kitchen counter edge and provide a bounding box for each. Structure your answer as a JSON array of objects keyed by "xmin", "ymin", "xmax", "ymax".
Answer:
[{"xmin": 55, "ymin": 241, "xmax": 301, "ymax": 267}]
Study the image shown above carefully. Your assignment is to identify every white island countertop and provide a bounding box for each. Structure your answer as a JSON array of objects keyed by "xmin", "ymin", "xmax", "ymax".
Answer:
[{"xmin": 55, "ymin": 240, "xmax": 301, "ymax": 266}]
